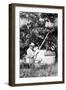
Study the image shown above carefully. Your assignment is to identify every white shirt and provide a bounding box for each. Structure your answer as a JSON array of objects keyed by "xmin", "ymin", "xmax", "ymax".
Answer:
[{"xmin": 27, "ymin": 48, "xmax": 34, "ymax": 58}]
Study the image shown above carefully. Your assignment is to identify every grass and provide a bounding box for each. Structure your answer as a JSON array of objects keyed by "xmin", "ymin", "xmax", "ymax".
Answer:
[{"xmin": 20, "ymin": 62, "xmax": 58, "ymax": 78}]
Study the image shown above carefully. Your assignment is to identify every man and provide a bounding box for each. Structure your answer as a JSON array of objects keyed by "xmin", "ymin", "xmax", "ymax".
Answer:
[{"xmin": 26, "ymin": 43, "xmax": 35, "ymax": 64}]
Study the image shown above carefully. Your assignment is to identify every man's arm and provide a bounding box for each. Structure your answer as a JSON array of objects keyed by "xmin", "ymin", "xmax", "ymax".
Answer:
[{"xmin": 27, "ymin": 49, "xmax": 34, "ymax": 58}]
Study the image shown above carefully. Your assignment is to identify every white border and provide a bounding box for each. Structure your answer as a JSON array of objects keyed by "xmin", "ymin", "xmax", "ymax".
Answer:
[{"xmin": 15, "ymin": 6, "xmax": 63, "ymax": 84}]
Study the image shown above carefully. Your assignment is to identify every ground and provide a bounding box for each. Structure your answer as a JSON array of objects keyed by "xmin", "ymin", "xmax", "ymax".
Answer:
[{"xmin": 20, "ymin": 62, "xmax": 58, "ymax": 78}]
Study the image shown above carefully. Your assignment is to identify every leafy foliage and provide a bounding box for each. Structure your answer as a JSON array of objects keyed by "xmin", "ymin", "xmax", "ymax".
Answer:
[{"xmin": 20, "ymin": 12, "xmax": 58, "ymax": 59}]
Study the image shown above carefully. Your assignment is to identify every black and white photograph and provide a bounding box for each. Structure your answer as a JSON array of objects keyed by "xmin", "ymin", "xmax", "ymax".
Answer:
[
  {"xmin": 9, "ymin": 4, "xmax": 64, "ymax": 86},
  {"xmin": 19, "ymin": 12, "xmax": 58, "ymax": 78}
]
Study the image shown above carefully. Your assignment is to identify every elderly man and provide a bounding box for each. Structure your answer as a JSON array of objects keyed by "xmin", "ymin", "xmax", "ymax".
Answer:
[{"xmin": 26, "ymin": 43, "xmax": 35, "ymax": 64}]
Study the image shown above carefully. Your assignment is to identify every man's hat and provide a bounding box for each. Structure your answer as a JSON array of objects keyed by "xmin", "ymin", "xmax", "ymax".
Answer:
[{"xmin": 30, "ymin": 43, "xmax": 35, "ymax": 46}]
